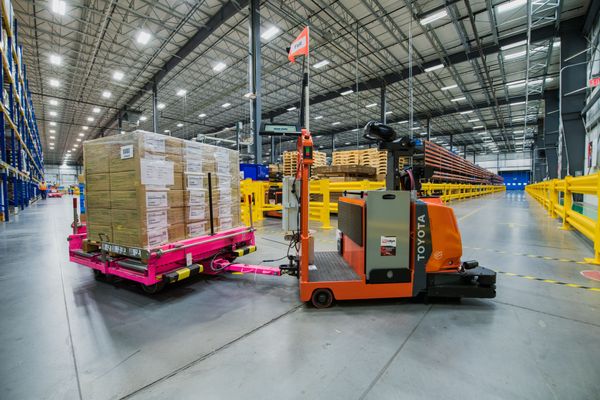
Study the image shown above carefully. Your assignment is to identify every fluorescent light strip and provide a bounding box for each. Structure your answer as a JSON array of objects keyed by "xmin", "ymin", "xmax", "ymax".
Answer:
[
  {"xmin": 420, "ymin": 9, "xmax": 448, "ymax": 25},
  {"xmin": 451, "ymin": 97, "xmax": 466, "ymax": 102},
  {"xmin": 424, "ymin": 64, "xmax": 444, "ymax": 73},
  {"xmin": 313, "ymin": 60, "xmax": 330, "ymax": 69},
  {"xmin": 500, "ymin": 40, "xmax": 527, "ymax": 51},
  {"xmin": 261, "ymin": 26, "xmax": 280, "ymax": 40},
  {"xmin": 441, "ymin": 84, "xmax": 457, "ymax": 91},
  {"xmin": 340, "ymin": 89, "xmax": 354, "ymax": 96},
  {"xmin": 496, "ymin": 0, "xmax": 526, "ymax": 13},
  {"xmin": 504, "ymin": 50, "xmax": 527, "ymax": 60},
  {"xmin": 366, "ymin": 103, "xmax": 377, "ymax": 108}
]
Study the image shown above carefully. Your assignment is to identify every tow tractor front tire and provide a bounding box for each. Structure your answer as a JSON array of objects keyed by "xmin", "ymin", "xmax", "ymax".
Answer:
[{"xmin": 311, "ymin": 288, "xmax": 334, "ymax": 308}]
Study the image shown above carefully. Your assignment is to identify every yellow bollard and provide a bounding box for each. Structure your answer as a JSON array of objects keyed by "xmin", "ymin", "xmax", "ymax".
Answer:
[
  {"xmin": 560, "ymin": 176, "xmax": 573, "ymax": 231},
  {"xmin": 584, "ymin": 174, "xmax": 600, "ymax": 264}
]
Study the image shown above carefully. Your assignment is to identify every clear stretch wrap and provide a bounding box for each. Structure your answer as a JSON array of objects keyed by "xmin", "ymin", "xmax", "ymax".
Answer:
[{"xmin": 84, "ymin": 130, "xmax": 241, "ymax": 248}]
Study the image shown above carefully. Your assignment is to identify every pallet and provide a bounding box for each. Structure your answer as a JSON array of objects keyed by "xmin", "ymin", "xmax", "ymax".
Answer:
[
  {"xmin": 313, "ymin": 165, "xmax": 377, "ymax": 181},
  {"xmin": 283, "ymin": 150, "xmax": 326, "ymax": 176}
]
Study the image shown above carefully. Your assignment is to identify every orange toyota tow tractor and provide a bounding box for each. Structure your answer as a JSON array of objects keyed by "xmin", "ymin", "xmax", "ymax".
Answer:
[
  {"xmin": 275, "ymin": 122, "xmax": 496, "ymax": 308},
  {"xmin": 266, "ymin": 26, "xmax": 496, "ymax": 307}
]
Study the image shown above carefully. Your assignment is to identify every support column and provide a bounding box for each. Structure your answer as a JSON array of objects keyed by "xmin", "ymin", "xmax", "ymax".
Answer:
[
  {"xmin": 559, "ymin": 25, "xmax": 587, "ymax": 177},
  {"xmin": 463, "ymin": 145, "xmax": 467, "ymax": 159},
  {"xmin": 152, "ymin": 80, "xmax": 159, "ymax": 133},
  {"xmin": 380, "ymin": 82, "xmax": 387, "ymax": 124},
  {"xmin": 544, "ymin": 90, "xmax": 559, "ymax": 179},
  {"xmin": 271, "ymin": 136, "xmax": 275, "ymax": 164},
  {"xmin": 449, "ymin": 135, "xmax": 453, "ymax": 152},
  {"xmin": 426, "ymin": 118, "xmax": 431, "ymax": 141},
  {"xmin": 331, "ymin": 134, "xmax": 335, "ymax": 152},
  {"xmin": 249, "ymin": 0, "xmax": 262, "ymax": 164}
]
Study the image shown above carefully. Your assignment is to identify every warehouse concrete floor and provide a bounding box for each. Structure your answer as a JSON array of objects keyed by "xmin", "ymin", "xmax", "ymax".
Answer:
[{"xmin": 1, "ymin": 192, "xmax": 599, "ymax": 400}]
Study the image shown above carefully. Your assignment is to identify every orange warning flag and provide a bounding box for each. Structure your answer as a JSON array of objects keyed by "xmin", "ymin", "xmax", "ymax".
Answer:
[{"xmin": 288, "ymin": 27, "xmax": 309, "ymax": 63}]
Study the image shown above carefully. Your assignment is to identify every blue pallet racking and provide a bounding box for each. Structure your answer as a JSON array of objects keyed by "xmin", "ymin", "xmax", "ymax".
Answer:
[{"xmin": 0, "ymin": 1, "xmax": 44, "ymax": 222}]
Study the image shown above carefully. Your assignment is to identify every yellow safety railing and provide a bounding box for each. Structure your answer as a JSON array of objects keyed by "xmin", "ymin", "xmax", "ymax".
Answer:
[
  {"xmin": 421, "ymin": 183, "xmax": 505, "ymax": 202},
  {"xmin": 526, "ymin": 173, "xmax": 600, "ymax": 264},
  {"xmin": 241, "ymin": 179, "xmax": 503, "ymax": 229}
]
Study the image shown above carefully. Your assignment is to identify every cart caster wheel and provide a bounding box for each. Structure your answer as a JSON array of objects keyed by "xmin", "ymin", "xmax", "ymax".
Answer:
[
  {"xmin": 141, "ymin": 281, "xmax": 166, "ymax": 294},
  {"xmin": 93, "ymin": 269, "xmax": 105, "ymax": 281},
  {"xmin": 311, "ymin": 288, "xmax": 334, "ymax": 309}
]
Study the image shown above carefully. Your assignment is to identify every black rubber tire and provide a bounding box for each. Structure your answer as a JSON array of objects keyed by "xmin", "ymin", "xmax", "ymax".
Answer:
[
  {"xmin": 140, "ymin": 281, "xmax": 166, "ymax": 294},
  {"xmin": 93, "ymin": 269, "xmax": 106, "ymax": 281},
  {"xmin": 311, "ymin": 288, "xmax": 334, "ymax": 309}
]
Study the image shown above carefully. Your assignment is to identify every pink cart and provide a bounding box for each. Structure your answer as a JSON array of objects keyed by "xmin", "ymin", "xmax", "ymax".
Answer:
[{"xmin": 68, "ymin": 224, "xmax": 281, "ymax": 293}]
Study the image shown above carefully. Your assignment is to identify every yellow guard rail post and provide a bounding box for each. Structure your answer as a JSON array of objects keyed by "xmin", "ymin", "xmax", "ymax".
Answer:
[{"xmin": 526, "ymin": 173, "xmax": 600, "ymax": 264}]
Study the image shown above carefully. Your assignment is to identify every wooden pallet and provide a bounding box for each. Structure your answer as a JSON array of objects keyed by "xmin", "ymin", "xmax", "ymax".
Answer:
[{"xmin": 283, "ymin": 150, "xmax": 326, "ymax": 176}]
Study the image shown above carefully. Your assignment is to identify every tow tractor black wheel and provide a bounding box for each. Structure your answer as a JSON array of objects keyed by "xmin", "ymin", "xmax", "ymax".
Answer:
[
  {"xmin": 93, "ymin": 269, "xmax": 105, "ymax": 281},
  {"xmin": 141, "ymin": 281, "xmax": 166, "ymax": 294},
  {"xmin": 311, "ymin": 288, "xmax": 334, "ymax": 309}
]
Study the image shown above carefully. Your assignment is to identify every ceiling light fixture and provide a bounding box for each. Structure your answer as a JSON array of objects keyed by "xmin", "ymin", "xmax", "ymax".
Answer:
[
  {"xmin": 366, "ymin": 103, "xmax": 377, "ymax": 108},
  {"xmin": 198, "ymin": 113, "xmax": 207, "ymax": 118},
  {"xmin": 157, "ymin": 103, "xmax": 166, "ymax": 110},
  {"xmin": 164, "ymin": 130, "xmax": 171, "ymax": 133},
  {"xmin": 51, "ymin": 0, "xmax": 66, "ymax": 15},
  {"xmin": 420, "ymin": 9, "xmax": 448, "ymax": 25},
  {"xmin": 496, "ymin": 0, "xmax": 526, "ymax": 13},
  {"xmin": 136, "ymin": 31, "xmax": 151, "ymax": 45},
  {"xmin": 460, "ymin": 110, "xmax": 473, "ymax": 115},
  {"xmin": 213, "ymin": 62, "xmax": 227, "ymax": 72},
  {"xmin": 504, "ymin": 50, "xmax": 527, "ymax": 60},
  {"xmin": 49, "ymin": 129, "xmax": 56, "ymax": 133},
  {"xmin": 49, "ymin": 136, "xmax": 55, "ymax": 139},
  {"xmin": 78, "ymin": 133, "xmax": 84, "ymax": 137},
  {"xmin": 332, "ymin": 122, "xmax": 341, "ymax": 125},
  {"xmin": 451, "ymin": 97, "xmax": 466, "ymax": 102},
  {"xmin": 49, "ymin": 111, "xmax": 57, "ymax": 117},
  {"xmin": 468, "ymin": 119, "xmax": 480, "ymax": 122},
  {"xmin": 102, "ymin": 90, "xmax": 111, "ymax": 98},
  {"xmin": 176, "ymin": 89, "xmax": 187, "ymax": 97},
  {"xmin": 313, "ymin": 60, "xmax": 330, "ymax": 69},
  {"xmin": 222, "ymin": 103, "xmax": 231, "ymax": 108},
  {"xmin": 92, "ymin": 107, "xmax": 100, "ymax": 113},
  {"xmin": 49, "ymin": 99, "xmax": 58, "ymax": 106},
  {"xmin": 314, "ymin": 115, "xmax": 323, "ymax": 120},
  {"xmin": 49, "ymin": 122, "xmax": 56, "ymax": 126},
  {"xmin": 473, "ymin": 125, "xmax": 485, "ymax": 129},
  {"xmin": 49, "ymin": 54, "xmax": 62, "ymax": 65},
  {"xmin": 500, "ymin": 40, "xmax": 527, "ymax": 51},
  {"xmin": 424, "ymin": 63, "xmax": 444, "ymax": 73},
  {"xmin": 49, "ymin": 79, "xmax": 60, "ymax": 87},
  {"xmin": 441, "ymin": 84, "xmax": 458, "ymax": 91},
  {"xmin": 87, "ymin": 117, "xmax": 94, "ymax": 122},
  {"xmin": 287, "ymin": 107, "xmax": 297, "ymax": 111},
  {"xmin": 139, "ymin": 116, "xmax": 147, "ymax": 121},
  {"xmin": 76, "ymin": 138, "xmax": 82, "ymax": 142},
  {"xmin": 261, "ymin": 26, "xmax": 280, "ymax": 40},
  {"xmin": 340, "ymin": 89, "xmax": 354, "ymax": 96},
  {"xmin": 113, "ymin": 71, "xmax": 124, "ymax": 81},
  {"xmin": 177, "ymin": 123, "xmax": 183, "ymax": 127},
  {"xmin": 385, "ymin": 111, "xmax": 393, "ymax": 115},
  {"xmin": 82, "ymin": 126, "xmax": 88, "ymax": 130}
]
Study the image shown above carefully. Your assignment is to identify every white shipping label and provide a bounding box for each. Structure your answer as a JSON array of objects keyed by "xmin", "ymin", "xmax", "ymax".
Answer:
[
  {"xmin": 186, "ymin": 174, "xmax": 204, "ymax": 189},
  {"xmin": 144, "ymin": 136, "xmax": 166, "ymax": 153},
  {"xmin": 147, "ymin": 209, "xmax": 168, "ymax": 228},
  {"xmin": 120, "ymin": 145, "xmax": 134, "ymax": 159},
  {"xmin": 188, "ymin": 206, "xmax": 205, "ymax": 220},
  {"xmin": 188, "ymin": 222, "xmax": 207, "ymax": 237},
  {"xmin": 185, "ymin": 252, "xmax": 193, "ymax": 267},
  {"xmin": 218, "ymin": 217, "xmax": 233, "ymax": 230},
  {"xmin": 187, "ymin": 191, "xmax": 205, "ymax": 205},
  {"xmin": 186, "ymin": 160, "xmax": 203, "ymax": 173},
  {"xmin": 146, "ymin": 191, "xmax": 168, "ymax": 209},
  {"xmin": 140, "ymin": 158, "xmax": 174, "ymax": 186},
  {"xmin": 147, "ymin": 228, "xmax": 168, "ymax": 248}
]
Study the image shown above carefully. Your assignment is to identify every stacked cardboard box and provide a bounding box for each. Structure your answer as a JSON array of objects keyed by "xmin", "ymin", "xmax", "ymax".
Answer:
[{"xmin": 84, "ymin": 131, "xmax": 241, "ymax": 249}]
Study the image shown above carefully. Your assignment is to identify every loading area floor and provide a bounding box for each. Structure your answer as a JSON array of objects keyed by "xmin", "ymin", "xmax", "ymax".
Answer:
[{"xmin": 1, "ymin": 192, "xmax": 599, "ymax": 400}]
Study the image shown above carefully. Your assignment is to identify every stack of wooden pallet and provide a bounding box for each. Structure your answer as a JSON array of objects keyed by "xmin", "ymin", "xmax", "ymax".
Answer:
[
  {"xmin": 282, "ymin": 150, "xmax": 326, "ymax": 176},
  {"xmin": 312, "ymin": 165, "xmax": 377, "ymax": 182},
  {"xmin": 332, "ymin": 149, "xmax": 393, "ymax": 180}
]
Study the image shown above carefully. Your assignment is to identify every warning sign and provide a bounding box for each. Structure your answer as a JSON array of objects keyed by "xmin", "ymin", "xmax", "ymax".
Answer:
[{"xmin": 380, "ymin": 236, "xmax": 397, "ymax": 256}]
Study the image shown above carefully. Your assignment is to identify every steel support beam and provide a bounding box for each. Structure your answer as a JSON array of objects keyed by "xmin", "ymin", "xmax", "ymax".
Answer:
[
  {"xmin": 558, "ymin": 25, "xmax": 587, "ymax": 177},
  {"xmin": 249, "ymin": 0, "xmax": 261, "ymax": 164},
  {"xmin": 152, "ymin": 80, "xmax": 159, "ymax": 133},
  {"xmin": 544, "ymin": 90, "xmax": 559, "ymax": 179},
  {"xmin": 380, "ymin": 82, "xmax": 387, "ymax": 124}
]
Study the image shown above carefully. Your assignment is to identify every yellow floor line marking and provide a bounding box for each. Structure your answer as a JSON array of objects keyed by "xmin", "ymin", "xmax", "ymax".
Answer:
[
  {"xmin": 463, "ymin": 246, "xmax": 592, "ymax": 266},
  {"xmin": 497, "ymin": 271, "xmax": 600, "ymax": 293}
]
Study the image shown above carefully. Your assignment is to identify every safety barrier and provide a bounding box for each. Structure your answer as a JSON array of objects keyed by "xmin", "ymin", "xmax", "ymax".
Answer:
[
  {"xmin": 241, "ymin": 179, "xmax": 503, "ymax": 229},
  {"xmin": 526, "ymin": 173, "xmax": 600, "ymax": 264},
  {"xmin": 421, "ymin": 183, "xmax": 505, "ymax": 202}
]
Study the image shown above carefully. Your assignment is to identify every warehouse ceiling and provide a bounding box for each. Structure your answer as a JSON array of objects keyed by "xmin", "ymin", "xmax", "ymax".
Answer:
[{"xmin": 14, "ymin": 0, "xmax": 591, "ymax": 165}]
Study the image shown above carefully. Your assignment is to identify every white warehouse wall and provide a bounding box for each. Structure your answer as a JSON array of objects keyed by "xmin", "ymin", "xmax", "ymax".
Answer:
[
  {"xmin": 45, "ymin": 164, "xmax": 81, "ymax": 186},
  {"xmin": 472, "ymin": 152, "xmax": 532, "ymax": 174}
]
